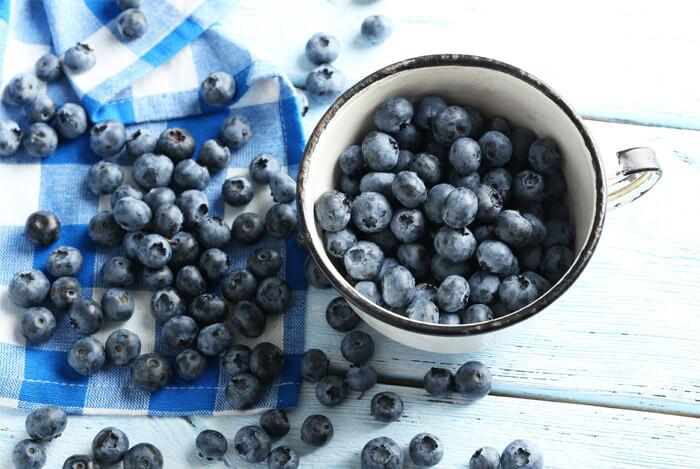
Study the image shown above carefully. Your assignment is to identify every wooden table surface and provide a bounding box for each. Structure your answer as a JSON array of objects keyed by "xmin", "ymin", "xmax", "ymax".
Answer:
[{"xmin": 2, "ymin": 1, "xmax": 699, "ymax": 467}]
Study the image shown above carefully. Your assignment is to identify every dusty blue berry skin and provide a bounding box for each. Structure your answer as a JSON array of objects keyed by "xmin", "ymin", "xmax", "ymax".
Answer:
[
  {"xmin": 315, "ymin": 375, "xmax": 348, "ymax": 407},
  {"xmin": 142, "ymin": 266, "xmax": 173, "ymax": 290},
  {"xmin": 305, "ymin": 32, "xmax": 340, "ymax": 65},
  {"xmin": 197, "ymin": 216, "xmax": 230, "ymax": 249},
  {"xmin": 265, "ymin": 203, "xmax": 297, "ymax": 238},
  {"xmin": 234, "ymin": 425, "xmax": 271, "ymax": 462},
  {"xmin": 62, "ymin": 455, "xmax": 99, "ymax": 469},
  {"xmin": 13, "ymin": 439, "xmax": 46, "ymax": 469},
  {"xmin": 522, "ymin": 271, "xmax": 552, "ymax": 296},
  {"xmin": 111, "ymin": 184, "xmax": 144, "ymax": 208},
  {"xmin": 0, "ymin": 119, "xmax": 22, "ymax": 155},
  {"xmin": 355, "ymin": 281, "xmax": 382, "ymax": 306},
  {"xmin": 176, "ymin": 265, "xmax": 206, "ymax": 299},
  {"xmin": 50, "ymin": 276, "xmax": 81, "ymax": 311},
  {"xmin": 450, "ymin": 137, "xmax": 482, "ymax": 175},
  {"xmin": 437, "ymin": 274, "xmax": 470, "ymax": 312},
  {"xmin": 539, "ymin": 245, "xmax": 574, "ymax": 283},
  {"xmin": 105, "ymin": 329, "xmax": 141, "ymax": 365},
  {"xmin": 455, "ymin": 360, "xmax": 492, "ymax": 399},
  {"xmin": 198, "ymin": 139, "xmax": 230, "ymax": 171},
  {"xmin": 156, "ymin": 127, "xmax": 196, "ymax": 162},
  {"xmin": 397, "ymin": 242, "xmax": 430, "ymax": 279},
  {"xmin": 256, "ymin": 277, "xmax": 292, "ymax": 315},
  {"xmin": 56, "ymin": 103, "xmax": 88, "ymax": 139},
  {"xmin": 432, "ymin": 105, "xmax": 471, "ymax": 145},
  {"xmin": 304, "ymin": 256, "xmax": 331, "ymax": 288},
  {"xmin": 361, "ymin": 14, "xmax": 393, "ymax": 43},
  {"xmin": 469, "ymin": 446, "xmax": 501, "ymax": 469},
  {"xmin": 226, "ymin": 374, "xmax": 263, "ymax": 409},
  {"xmin": 64, "ymin": 43, "xmax": 96, "ymax": 72},
  {"xmin": 9, "ymin": 269, "xmax": 50, "ymax": 308},
  {"xmin": 162, "ymin": 315, "xmax": 199, "ymax": 350},
  {"xmin": 197, "ymin": 323, "xmax": 234, "ymax": 357},
  {"xmin": 168, "ymin": 232, "xmax": 198, "ymax": 271},
  {"xmin": 133, "ymin": 153, "xmax": 174, "ymax": 189},
  {"xmin": 24, "ymin": 123, "xmax": 58, "ymax": 157},
  {"xmin": 200, "ymin": 71, "xmax": 236, "ymax": 107},
  {"xmin": 359, "ymin": 171, "xmax": 394, "ymax": 198},
  {"xmin": 25, "ymin": 405, "xmax": 67, "ymax": 442},
  {"xmin": 442, "ymin": 187, "xmax": 478, "ymax": 229},
  {"xmin": 306, "ymin": 64, "xmax": 345, "ymax": 103},
  {"xmin": 409, "ymin": 152, "xmax": 442, "ymax": 186},
  {"xmin": 476, "ymin": 240, "xmax": 517, "ymax": 275},
  {"xmin": 344, "ymin": 241, "xmax": 385, "ymax": 280},
  {"xmin": 199, "ymin": 248, "xmax": 230, "ymax": 282},
  {"xmin": 394, "ymin": 149, "xmax": 414, "ymax": 173},
  {"xmin": 5, "ymin": 73, "xmax": 38, "ymax": 105},
  {"xmin": 176, "ymin": 189, "xmax": 210, "ymax": 229},
  {"xmin": 222, "ymin": 177, "xmax": 254, "ymax": 208},
  {"xmin": 174, "ymin": 348, "xmax": 207, "ymax": 381},
  {"xmin": 324, "ymin": 228, "xmax": 356, "ymax": 259},
  {"xmin": 29, "ymin": 94, "xmax": 57, "ymax": 123},
  {"xmin": 339, "ymin": 145, "xmax": 364, "ymax": 174},
  {"xmin": 423, "ymin": 183, "xmax": 454, "ymax": 223},
  {"xmin": 374, "ymin": 97, "xmax": 413, "ymax": 134},
  {"xmin": 269, "ymin": 172, "xmax": 296, "ymax": 203},
  {"xmin": 423, "ymin": 367, "xmax": 454, "ymax": 397},
  {"xmin": 392, "ymin": 171, "xmax": 427, "ymax": 208},
  {"xmin": 522, "ymin": 213, "xmax": 546, "ymax": 245},
  {"xmin": 479, "ymin": 130, "xmax": 512, "ymax": 167},
  {"xmin": 396, "ymin": 124, "xmax": 422, "ymax": 153},
  {"xmin": 409, "ymin": 433, "xmax": 444, "ymax": 467},
  {"xmin": 433, "ymin": 226, "xmax": 476, "ymax": 262},
  {"xmin": 220, "ymin": 114, "xmax": 252, "ymax": 150},
  {"xmin": 221, "ymin": 269, "xmax": 256, "ymax": 303},
  {"xmin": 339, "ymin": 173, "xmax": 360, "ymax": 196},
  {"xmin": 501, "ymin": 439, "xmax": 544, "ymax": 469},
  {"xmin": 21, "ymin": 307, "xmax": 56, "ymax": 342},
  {"xmin": 248, "ymin": 153, "xmax": 282, "ymax": 185},
  {"xmin": 528, "ymin": 137, "xmax": 561, "ymax": 175},
  {"xmin": 137, "ymin": 234, "xmax": 171, "ymax": 268},
  {"xmin": 474, "ymin": 184, "xmax": 503, "ymax": 223},
  {"xmin": 376, "ymin": 257, "xmax": 400, "ymax": 282},
  {"xmin": 173, "ymin": 159, "xmax": 210, "ymax": 191},
  {"xmin": 363, "ymin": 131, "xmax": 399, "ymax": 171},
  {"xmin": 117, "ymin": 8, "xmax": 148, "ymax": 39},
  {"xmin": 325, "ymin": 296, "xmax": 360, "ymax": 331},
  {"xmin": 260, "ymin": 408, "xmax": 291, "ymax": 438},
  {"xmin": 92, "ymin": 427, "xmax": 129, "ymax": 464},
  {"xmin": 268, "ymin": 446, "xmax": 299, "ymax": 469},
  {"xmin": 366, "ymin": 229, "xmax": 399, "ymax": 256},
  {"xmin": 301, "ymin": 414, "xmax": 334, "ymax": 447},
  {"xmin": 362, "ymin": 437, "xmax": 403, "ymax": 469},
  {"xmin": 247, "ymin": 247, "xmax": 282, "ymax": 278},
  {"xmin": 196, "ymin": 429, "xmax": 228, "ymax": 461},
  {"xmin": 150, "ymin": 287, "xmax": 185, "ymax": 323},
  {"xmin": 250, "ymin": 342, "xmax": 285, "ymax": 383},
  {"xmin": 68, "ymin": 337, "xmax": 106, "ymax": 375},
  {"xmin": 123, "ymin": 443, "xmax": 163, "ymax": 469},
  {"xmin": 543, "ymin": 219, "xmax": 575, "ymax": 248},
  {"xmin": 24, "ymin": 210, "xmax": 61, "ymax": 246},
  {"xmin": 150, "ymin": 203, "xmax": 182, "ymax": 238},
  {"xmin": 190, "ymin": 293, "xmax": 228, "ymax": 326},
  {"xmin": 483, "ymin": 167, "xmax": 513, "ymax": 204},
  {"xmin": 126, "ymin": 129, "xmax": 156, "ymax": 158},
  {"xmin": 35, "ymin": 53, "xmax": 62, "ymax": 81},
  {"xmin": 431, "ymin": 254, "xmax": 469, "ymax": 284},
  {"xmin": 346, "ymin": 364, "xmax": 377, "ymax": 392},
  {"xmin": 341, "ymin": 330, "xmax": 374, "ymax": 364},
  {"xmin": 414, "ymin": 282, "xmax": 438, "ymax": 302},
  {"xmin": 102, "ymin": 256, "xmax": 136, "ymax": 287},
  {"xmin": 222, "ymin": 344, "xmax": 251, "ymax": 376},
  {"xmin": 414, "ymin": 95, "xmax": 447, "ymax": 131},
  {"xmin": 512, "ymin": 169, "xmax": 545, "ymax": 204},
  {"xmin": 371, "ymin": 391, "xmax": 404, "ymax": 422},
  {"xmin": 88, "ymin": 210, "xmax": 125, "ymax": 246},
  {"xmin": 463, "ymin": 303, "xmax": 494, "ymax": 323},
  {"xmin": 130, "ymin": 353, "xmax": 172, "ymax": 392},
  {"xmin": 406, "ymin": 298, "xmax": 439, "ymax": 323},
  {"xmin": 230, "ymin": 300, "xmax": 265, "ymax": 338},
  {"xmin": 499, "ymin": 274, "xmax": 539, "ymax": 311},
  {"xmin": 120, "ymin": 231, "xmax": 144, "ymax": 261},
  {"xmin": 381, "ymin": 265, "xmax": 415, "ymax": 308},
  {"xmin": 300, "ymin": 348, "xmax": 329, "ymax": 382},
  {"xmin": 68, "ymin": 298, "xmax": 103, "ymax": 334},
  {"xmin": 390, "ymin": 208, "xmax": 424, "ymax": 243},
  {"xmin": 351, "ymin": 192, "xmax": 392, "ymax": 234},
  {"xmin": 495, "ymin": 210, "xmax": 533, "ymax": 247},
  {"xmin": 90, "ymin": 120, "xmax": 126, "ymax": 157}
]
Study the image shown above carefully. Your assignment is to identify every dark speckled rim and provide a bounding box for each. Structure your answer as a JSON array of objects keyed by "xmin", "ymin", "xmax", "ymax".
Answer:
[{"xmin": 297, "ymin": 54, "xmax": 606, "ymax": 337}]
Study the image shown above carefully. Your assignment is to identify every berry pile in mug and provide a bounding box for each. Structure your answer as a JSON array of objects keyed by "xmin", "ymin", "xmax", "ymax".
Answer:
[{"xmin": 314, "ymin": 94, "xmax": 575, "ymax": 323}]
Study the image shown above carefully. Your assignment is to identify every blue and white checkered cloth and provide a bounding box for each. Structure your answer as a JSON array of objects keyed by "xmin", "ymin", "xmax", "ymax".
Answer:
[{"xmin": 0, "ymin": 0, "xmax": 306, "ymax": 415}]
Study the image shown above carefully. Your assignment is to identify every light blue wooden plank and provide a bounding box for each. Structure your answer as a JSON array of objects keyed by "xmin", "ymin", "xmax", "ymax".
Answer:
[
  {"xmin": 223, "ymin": 0, "xmax": 700, "ymax": 130},
  {"xmin": 303, "ymin": 119, "xmax": 700, "ymax": 416}
]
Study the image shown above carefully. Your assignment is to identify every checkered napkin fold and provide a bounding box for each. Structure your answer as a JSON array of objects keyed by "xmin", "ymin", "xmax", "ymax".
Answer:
[{"xmin": 0, "ymin": 0, "xmax": 306, "ymax": 415}]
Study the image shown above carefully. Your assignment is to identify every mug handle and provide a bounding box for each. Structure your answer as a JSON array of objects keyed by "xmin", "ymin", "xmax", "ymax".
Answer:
[{"xmin": 606, "ymin": 147, "xmax": 662, "ymax": 210}]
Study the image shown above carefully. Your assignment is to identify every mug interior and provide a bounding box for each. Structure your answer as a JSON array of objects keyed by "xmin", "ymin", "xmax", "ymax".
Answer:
[{"xmin": 299, "ymin": 56, "xmax": 604, "ymax": 336}]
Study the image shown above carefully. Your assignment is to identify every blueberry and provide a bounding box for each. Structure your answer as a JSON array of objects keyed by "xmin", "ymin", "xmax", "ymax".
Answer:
[
  {"xmin": 339, "ymin": 145, "xmax": 364, "ymax": 175},
  {"xmin": 324, "ymin": 228, "xmax": 357, "ymax": 259},
  {"xmin": 198, "ymin": 139, "xmax": 232, "ymax": 172},
  {"xmin": 175, "ymin": 265, "xmax": 206, "ymax": 299},
  {"xmin": 396, "ymin": 124, "xmax": 423, "ymax": 152},
  {"xmin": 409, "ymin": 152, "xmax": 442, "ymax": 186},
  {"xmin": 455, "ymin": 360, "xmax": 492, "ymax": 399},
  {"xmin": 371, "ymin": 391, "xmax": 404, "ymax": 422},
  {"xmin": 136, "ymin": 234, "xmax": 171, "ymax": 269},
  {"xmin": 174, "ymin": 348, "xmax": 207, "ymax": 381},
  {"xmin": 518, "ymin": 201, "xmax": 545, "ymax": 221},
  {"xmin": 265, "ymin": 203, "xmax": 297, "ymax": 238},
  {"xmin": 112, "ymin": 197, "xmax": 151, "ymax": 232},
  {"xmin": 0, "ymin": 119, "xmax": 22, "ymax": 155},
  {"xmin": 55, "ymin": 103, "xmax": 88, "ymax": 139},
  {"xmin": 35, "ymin": 53, "xmax": 62, "ymax": 81},
  {"xmin": 366, "ymin": 229, "xmax": 399, "ymax": 255},
  {"xmin": 494, "ymin": 210, "xmax": 532, "ymax": 247},
  {"xmin": 528, "ymin": 137, "xmax": 561, "ymax": 175},
  {"xmin": 381, "ymin": 265, "xmax": 415, "ymax": 308},
  {"xmin": 225, "ymin": 373, "xmax": 263, "ymax": 409},
  {"xmin": 391, "ymin": 171, "xmax": 427, "ymax": 208},
  {"xmin": 346, "ymin": 364, "xmax": 377, "ymax": 392},
  {"xmin": 222, "ymin": 344, "xmax": 251, "ymax": 376},
  {"xmin": 361, "ymin": 14, "xmax": 393, "ymax": 43},
  {"xmin": 88, "ymin": 210, "xmax": 125, "ymax": 246},
  {"xmin": 20, "ymin": 307, "xmax": 56, "ymax": 342},
  {"xmin": 142, "ymin": 266, "xmax": 173, "ymax": 290},
  {"xmin": 260, "ymin": 408, "xmax": 290, "ymax": 438},
  {"xmin": 49, "ymin": 276, "xmax": 81, "ymax": 311},
  {"xmin": 433, "ymin": 226, "xmax": 476, "ymax": 262},
  {"xmin": 162, "ymin": 315, "xmax": 198, "ymax": 350},
  {"xmin": 68, "ymin": 298, "xmax": 103, "ymax": 334},
  {"xmin": 90, "ymin": 120, "xmax": 126, "ymax": 157},
  {"xmin": 194, "ymin": 218, "xmax": 228, "ymax": 251},
  {"xmin": 449, "ymin": 137, "xmax": 481, "ymax": 175},
  {"xmin": 111, "ymin": 184, "xmax": 144, "ymax": 208},
  {"xmin": 390, "ymin": 208, "xmax": 425, "ymax": 243},
  {"xmin": 117, "ymin": 0, "xmax": 143, "ymax": 8},
  {"xmin": 341, "ymin": 330, "xmax": 374, "ymax": 364},
  {"xmin": 449, "ymin": 171, "xmax": 482, "ymax": 191},
  {"xmin": 376, "ymin": 257, "xmax": 400, "ymax": 281},
  {"xmin": 478, "ymin": 130, "xmax": 512, "ymax": 167},
  {"xmin": 406, "ymin": 298, "xmax": 440, "ymax": 323},
  {"xmin": 315, "ymin": 374, "xmax": 348, "ymax": 408},
  {"xmin": 168, "ymin": 231, "xmax": 199, "ymax": 270},
  {"xmin": 231, "ymin": 297, "xmax": 265, "ymax": 336},
  {"xmin": 499, "ymin": 274, "xmax": 539, "ymax": 311},
  {"xmin": 441, "ymin": 187, "xmax": 478, "ymax": 229},
  {"xmin": 25, "ymin": 212, "xmax": 61, "ymax": 247},
  {"xmin": 245, "ymin": 248, "xmax": 280, "ymax": 279},
  {"xmin": 470, "ymin": 446, "xmax": 501, "ymax": 469},
  {"xmin": 423, "ymin": 367, "xmax": 454, "ymax": 397},
  {"xmin": 222, "ymin": 269, "xmax": 257, "ymax": 302},
  {"xmin": 423, "ymin": 183, "xmax": 454, "ymax": 223},
  {"xmin": 362, "ymin": 131, "xmax": 399, "ymax": 171},
  {"xmin": 92, "ymin": 427, "xmax": 129, "ymax": 464},
  {"xmin": 151, "ymin": 203, "xmax": 183, "ymax": 238},
  {"xmin": 234, "ymin": 425, "xmax": 271, "ymax": 462},
  {"xmin": 28, "ymin": 94, "xmax": 57, "ymax": 123},
  {"xmin": 9, "ymin": 269, "xmax": 50, "ymax": 308},
  {"xmin": 471, "ymin": 185, "xmax": 502, "ymax": 224},
  {"xmin": 123, "ymin": 443, "xmax": 163, "ymax": 469},
  {"xmin": 130, "ymin": 353, "xmax": 172, "ymax": 392},
  {"xmin": 409, "ymin": 433, "xmax": 443, "ymax": 467},
  {"xmin": 522, "ymin": 214, "xmax": 546, "ymax": 246},
  {"xmin": 476, "ymin": 240, "xmax": 517, "ymax": 275},
  {"xmin": 229, "ymin": 215, "xmax": 263, "ymax": 248},
  {"xmin": 250, "ymin": 342, "xmax": 285, "ymax": 382},
  {"xmin": 306, "ymin": 65, "xmax": 345, "ymax": 103},
  {"xmin": 133, "ymin": 153, "xmax": 174, "ymax": 189},
  {"xmin": 432, "ymin": 105, "xmax": 471, "ymax": 145},
  {"xmin": 5, "ymin": 73, "xmax": 38, "ymax": 105},
  {"xmin": 64, "ymin": 42, "xmax": 96, "ymax": 72},
  {"xmin": 26, "ymin": 405, "xmax": 67, "ymax": 441},
  {"xmin": 511, "ymin": 170, "xmax": 545, "ymax": 204},
  {"xmin": 200, "ymin": 71, "xmax": 236, "ymax": 107},
  {"xmin": 521, "ymin": 271, "xmax": 552, "ymax": 295},
  {"xmin": 539, "ymin": 245, "xmax": 574, "ymax": 282},
  {"xmin": 462, "ymin": 303, "xmax": 494, "ymax": 323},
  {"xmin": 117, "ymin": 8, "xmax": 148, "ymax": 39},
  {"xmin": 301, "ymin": 414, "xmax": 334, "ymax": 447},
  {"xmin": 355, "ymin": 280, "xmax": 382, "ymax": 305},
  {"xmin": 484, "ymin": 116, "xmax": 511, "ymax": 136},
  {"xmin": 150, "ymin": 287, "xmax": 186, "ymax": 322},
  {"xmin": 304, "ymin": 256, "xmax": 331, "ymax": 288},
  {"xmin": 543, "ymin": 169, "xmax": 567, "ymax": 202},
  {"xmin": 101, "ymin": 256, "xmax": 135, "ymax": 287},
  {"xmin": 177, "ymin": 189, "xmax": 210, "ymax": 229},
  {"xmin": 195, "ymin": 429, "xmax": 227, "ymax": 461},
  {"xmin": 394, "ymin": 149, "xmax": 414, "ymax": 173},
  {"xmin": 105, "ymin": 329, "xmax": 141, "ymax": 365},
  {"xmin": 414, "ymin": 282, "xmax": 438, "ymax": 303},
  {"xmin": 374, "ymin": 97, "xmax": 413, "ymax": 134},
  {"xmin": 126, "ymin": 129, "xmax": 156, "ymax": 158},
  {"xmin": 359, "ymin": 171, "xmax": 395, "ymax": 198},
  {"xmin": 156, "ymin": 127, "xmax": 195, "ymax": 162},
  {"xmin": 397, "ymin": 242, "xmax": 429, "ymax": 278},
  {"xmin": 481, "ymin": 169, "xmax": 512, "ymax": 206},
  {"xmin": 314, "ymin": 190, "xmax": 350, "ymax": 233},
  {"xmin": 12, "ymin": 439, "xmax": 46, "ymax": 469},
  {"xmin": 436, "ymin": 275, "xmax": 470, "ymax": 313},
  {"xmin": 68, "ymin": 337, "xmax": 106, "ymax": 375},
  {"xmin": 173, "ymin": 159, "xmax": 210, "ymax": 190},
  {"xmin": 361, "ymin": 437, "xmax": 403, "ymax": 469},
  {"xmin": 220, "ymin": 114, "xmax": 252, "ymax": 150},
  {"xmin": 268, "ymin": 446, "xmax": 299, "ymax": 469},
  {"xmin": 501, "ymin": 439, "xmax": 543, "ymax": 469},
  {"xmin": 305, "ymin": 32, "xmax": 340, "ymax": 65},
  {"xmin": 326, "ymin": 297, "xmax": 361, "ymax": 331},
  {"xmin": 63, "ymin": 455, "xmax": 99, "ymax": 469},
  {"xmin": 351, "ymin": 192, "xmax": 392, "ymax": 233},
  {"xmin": 24, "ymin": 123, "xmax": 58, "ymax": 157},
  {"xmin": 269, "ymin": 172, "xmax": 296, "ymax": 204},
  {"xmin": 344, "ymin": 241, "xmax": 385, "ymax": 280},
  {"xmin": 462, "ymin": 105, "xmax": 484, "ymax": 137},
  {"xmin": 517, "ymin": 245, "xmax": 542, "ymax": 271},
  {"xmin": 543, "ymin": 219, "xmax": 575, "ymax": 248},
  {"xmin": 338, "ymin": 173, "xmax": 358, "ymax": 196},
  {"xmin": 412, "ymin": 96, "xmax": 446, "ymax": 131},
  {"xmin": 431, "ymin": 255, "xmax": 469, "ymax": 283},
  {"xmin": 197, "ymin": 322, "xmax": 234, "ymax": 356},
  {"xmin": 189, "ymin": 293, "xmax": 228, "ymax": 326},
  {"xmin": 509, "ymin": 128, "xmax": 537, "ymax": 170}
]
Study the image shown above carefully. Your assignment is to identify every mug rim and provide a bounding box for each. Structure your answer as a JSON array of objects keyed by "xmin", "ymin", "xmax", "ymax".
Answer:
[{"xmin": 297, "ymin": 54, "xmax": 607, "ymax": 337}]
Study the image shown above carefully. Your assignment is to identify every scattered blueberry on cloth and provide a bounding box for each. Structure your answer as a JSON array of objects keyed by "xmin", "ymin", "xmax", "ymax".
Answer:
[{"xmin": 0, "ymin": 0, "xmax": 306, "ymax": 415}]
